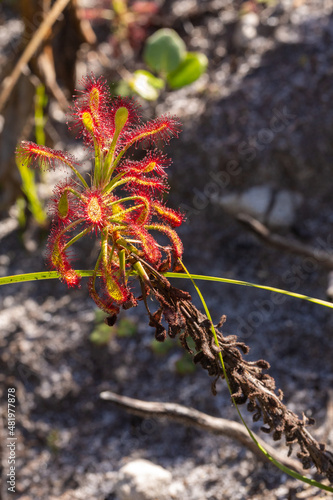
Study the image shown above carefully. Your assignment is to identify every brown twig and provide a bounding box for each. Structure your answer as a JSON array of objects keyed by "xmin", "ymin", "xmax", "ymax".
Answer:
[
  {"xmin": 237, "ymin": 213, "xmax": 333, "ymax": 269},
  {"xmin": 100, "ymin": 390, "xmax": 303, "ymax": 473},
  {"xmin": 0, "ymin": 0, "xmax": 71, "ymax": 114}
]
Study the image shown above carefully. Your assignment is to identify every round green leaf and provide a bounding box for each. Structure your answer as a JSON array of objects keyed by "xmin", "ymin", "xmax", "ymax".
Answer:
[
  {"xmin": 129, "ymin": 70, "xmax": 165, "ymax": 101},
  {"xmin": 167, "ymin": 52, "xmax": 208, "ymax": 89},
  {"xmin": 143, "ymin": 28, "xmax": 186, "ymax": 75}
]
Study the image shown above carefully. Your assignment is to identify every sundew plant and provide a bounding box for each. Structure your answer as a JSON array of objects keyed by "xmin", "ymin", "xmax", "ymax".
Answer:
[
  {"xmin": 11, "ymin": 75, "xmax": 333, "ymax": 491},
  {"xmin": 17, "ymin": 75, "xmax": 183, "ymax": 322}
]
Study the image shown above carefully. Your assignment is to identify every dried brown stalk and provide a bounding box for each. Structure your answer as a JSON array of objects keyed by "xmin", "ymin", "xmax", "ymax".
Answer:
[{"xmin": 124, "ymin": 255, "xmax": 333, "ymax": 482}]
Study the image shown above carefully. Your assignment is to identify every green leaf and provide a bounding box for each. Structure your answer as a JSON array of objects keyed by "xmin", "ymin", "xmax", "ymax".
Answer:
[
  {"xmin": 143, "ymin": 28, "xmax": 186, "ymax": 75},
  {"xmin": 129, "ymin": 70, "xmax": 164, "ymax": 101},
  {"xmin": 167, "ymin": 52, "xmax": 208, "ymax": 89}
]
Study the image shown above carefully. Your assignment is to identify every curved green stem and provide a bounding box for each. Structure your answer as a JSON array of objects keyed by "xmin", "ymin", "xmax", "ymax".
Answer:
[
  {"xmin": 63, "ymin": 226, "xmax": 92, "ymax": 251},
  {"xmin": 63, "ymin": 186, "xmax": 83, "ymax": 199},
  {"xmin": 92, "ymin": 251, "xmax": 103, "ymax": 285},
  {"xmin": 107, "ymin": 204, "xmax": 145, "ymax": 224},
  {"xmin": 107, "ymin": 195, "xmax": 148, "ymax": 206},
  {"xmin": 165, "ymin": 273, "xmax": 333, "ymax": 310},
  {"xmin": 101, "ymin": 229, "xmax": 110, "ymax": 271},
  {"xmin": 104, "ymin": 176, "xmax": 132, "ymax": 193},
  {"xmin": 3, "ymin": 271, "xmax": 333, "ymax": 311},
  {"xmin": 63, "ymin": 160, "xmax": 89, "ymax": 189}
]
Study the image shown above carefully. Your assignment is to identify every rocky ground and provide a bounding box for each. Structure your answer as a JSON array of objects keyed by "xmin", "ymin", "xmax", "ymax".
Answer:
[{"xmin": 1, "ymin": 0, "xmax": 333, "ymax": 499}]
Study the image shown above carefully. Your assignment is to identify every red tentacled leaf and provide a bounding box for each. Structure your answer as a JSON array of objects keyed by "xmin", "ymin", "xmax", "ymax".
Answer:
[
  {"xmin": 16, "ymin": 141, "xmax": 78, "ymax": 171},
  {"xmin": 146, "ymin": 223, "xmax": 184, "ymax": 259},
  {"xmin": 152, "ymin": 201, "xmax": 184, "ymax": 227},
  {"xmin": 120, "ymin": 115, "xmax": 181, "ymax": 150}
]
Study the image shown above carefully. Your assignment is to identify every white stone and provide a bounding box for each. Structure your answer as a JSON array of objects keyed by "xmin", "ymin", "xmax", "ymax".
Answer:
[
  {"xmin": 268, "ymin": 189, "xmax": 302, "ymax": 227},
  {"xmin": 218, "ymin": 185, "xmax": 271, "ymax": 221},
  {"xmin": 216, "ymin": 186, "xmax": 302, "ymax": 228},
  {"xmin": 115, "ymin": 459, "xmax": 173, "ymax": 500}
]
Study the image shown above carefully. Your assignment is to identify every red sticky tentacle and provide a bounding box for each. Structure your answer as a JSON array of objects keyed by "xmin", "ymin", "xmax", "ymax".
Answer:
[
  {"xmin": 119, "ymin": 115, "xmax": 181, "ymax": 150},
  {"xmin": 146, "ymin": 223, "xmax": 183, "ymax": 259},
  {"xmin": 126, "ymin": 224, "xmax": 162, "ymax": 264},
  {"xmin": 16, "ymin": 141, "xmax": 79, "ymax": 171},
  {"xmin": 118, "ymin": 150, "xmax": 170, "ymax": 178},
  {"xmin": 152, "ymin": 201, "xmax": 184, "ymax": 227},
  {"xmin": 88, "ymin": 277, "xmax": 120, "ymax": 315},
  {"xmin": 46, "ymin": 227, "xmax": 81, "ymax": 288}
]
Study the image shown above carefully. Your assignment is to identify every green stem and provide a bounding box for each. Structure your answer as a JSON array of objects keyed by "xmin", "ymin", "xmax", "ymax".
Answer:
[
  {"xmin": 111, "ymin": 125, "xmax": 165, "ymax": 173},
  {"xmin": 165, "ymin": 273, "xmax": 333, "ymax": 311},
  {"xmin": 115, "ymin": 237, "xmax": 139, "ymax": 254},
  {"xmin": 63, "ymin": 160, "xmax": 89, "ymax": 189},
  {"xmin": 103, "ymin": 141, "xmax": 117, "ymax": 182},
  {"xmin": 107, "ymin": 204, "xmax": 144, "ymax": 223},
  {"xmin": 132, "ymin": 261, "xmax": 149, "ymax": 281},
  {"xmin": 103, "ymin": 107, "xmax": 129, "ymax": 181},
  {"xmin": 107, "ymin": 195, "xmax": 146, "ymax": 206},
  {"xmin": 101, "ymin": 229, "xmax": 109, "ymax": 270},
  {"xmin": 92, "ymin": 251, "xmax": 103, "ymax": 284},
  {"xmin": 103, "ymin": 175, "xmax": 131, "ymax": 194},
  {"xmin": 56, "ymin": 218, "xmax": 85, "ymax": 240},
  {"xmin": 93, "ymin": 138, "xmax": 102, "ymax": 186},
  {"xmin": 104, "ymin": 176, "xmax": 158, "ymax": 194},
  {"xmin": 63, "ymin": 186, "xmax": 83, "ymax": 199},
  {"xmin": 119, "ymin": 248, "xmax": 126, "ymax": 284},
  {"xmin": 108, "ymin": 241, "xmax": 116, "ymax": 268},
  {"xmin": 63, "ymin": 226, "xmax": 92, "ymax": 251},
  {"xmin": 102, "ymin": 171, "xmax": 124, "ymax": 195}
]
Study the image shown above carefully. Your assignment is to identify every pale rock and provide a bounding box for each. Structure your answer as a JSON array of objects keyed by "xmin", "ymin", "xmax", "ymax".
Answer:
[
  {"xmin": 267, "ymin": 189, "xmax": 302, "ymax": 227},
  {"xmin": 216, "ymin": 185, "xmax": 302, "ymax": 228},
  {"xmin": 115, "ymin": 459, "xmax": 174, "ymax": 500},
  {"xmin": 217, "ymin": 185, "xmax": 271, "ymax": 220}
]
